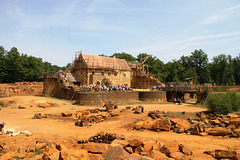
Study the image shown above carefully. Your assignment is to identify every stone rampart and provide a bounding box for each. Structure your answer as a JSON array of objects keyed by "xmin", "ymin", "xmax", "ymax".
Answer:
[
  {"xmin": 139, "ymin": 91, "xmax": 167, "ymax": 102},
  {"xmin": 43, "ymin": 78, "xmax": 167, "ymax": 105},
  {"xmin": 75, "ymin": 91, "xmax": 139, "ymax": 105}
]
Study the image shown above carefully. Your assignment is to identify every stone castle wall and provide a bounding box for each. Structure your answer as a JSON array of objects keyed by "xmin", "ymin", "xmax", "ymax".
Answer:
[
  {"xmin": 139, "ymin": 91, "xmax": 167, "ymax": 102},
  {"xmin": 43, "ymin": 77, "xmax": 167, "ymax": 105}
]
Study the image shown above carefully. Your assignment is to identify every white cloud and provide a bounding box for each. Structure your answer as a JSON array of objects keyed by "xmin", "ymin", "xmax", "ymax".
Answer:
[
  {"xmin": 201, "ymin": 14, "xmax": 225, "ymax": 25},
  {"xmin": 201, "ymin": 4, "xmax": 240, "ymax": 25},
  {"xmin": 86, "ymin": 0, "xmax": 124, "ymax": 14},
  {"xmin": 224, "ymin": 4, "xmax": 240, "ymax": 12},
  {"xmin": 120, "ymin": 31, "xmax": 240, "ymax": 59}
]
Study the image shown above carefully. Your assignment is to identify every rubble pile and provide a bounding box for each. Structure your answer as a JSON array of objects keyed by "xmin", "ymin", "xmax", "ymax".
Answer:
[
  {"xmin": 0, "ymin": 82, "xmax": 43, "ymax": 97},
  {"xmin": 86, "ymin": 132, "xmax": 123, "ymax": 144},
  {"xmin": 204, "ymin": 149, "xmax": 240, "ymax": 160},
  {"xmin": 2, "ymin": 132, "xmax": 238, "ymax": 159},
  {"xmin": 133, "ymin": 110, "xmax": 240, "ymax": 138},
  {"xmin": 32, "ymin": 108, "xmax": 120, "ymax": 127},
  {"xmin": 102, "ymin": 101, "xmax": 117, "ymax": 111},
  {"xmin": 75, "ymin": 109, "xmax": 119, "ymax": 127},
  {"xmin": 121, "ymin": 105, "xmax": 144, "ymax": 114}
]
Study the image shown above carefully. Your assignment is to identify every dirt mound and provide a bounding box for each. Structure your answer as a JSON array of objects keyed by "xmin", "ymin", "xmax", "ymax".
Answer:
[{"xmin": 0, "ymin": 82, "xmax": 43, "ymax": 97}]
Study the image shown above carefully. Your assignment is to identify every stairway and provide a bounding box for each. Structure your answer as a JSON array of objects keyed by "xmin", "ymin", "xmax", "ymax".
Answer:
[{"xmin": 66, "ymin": 73, "xmax": 77, "ymax": 85}]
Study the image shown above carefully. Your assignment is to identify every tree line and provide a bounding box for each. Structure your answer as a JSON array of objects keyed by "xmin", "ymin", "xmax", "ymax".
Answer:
[
  {"xmin": 102, "ymin": 49, "xmax": 240, "ymax": 85},
  {"xmin": 1, "ymin": 45, "xmax": 240, "ymax": 85},
  {"xmin": 0, "ymin": 46, "xmax": 66, "ymax": 83}
]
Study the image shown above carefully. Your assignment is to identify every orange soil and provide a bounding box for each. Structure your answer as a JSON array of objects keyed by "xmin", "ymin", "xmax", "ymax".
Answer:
[{"xmin": 0, "ymin": 95, "xmax": 239, "ymax": 155}]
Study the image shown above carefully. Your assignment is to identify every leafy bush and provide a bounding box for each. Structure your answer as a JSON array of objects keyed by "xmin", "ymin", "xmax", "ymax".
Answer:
[
  {"xmin": 0, "ymin": 101, "xmax": 4, "ymax": 107},
  {"xmin": 206, "ymin": 91, "xmax": 240, "ymax": 115}
]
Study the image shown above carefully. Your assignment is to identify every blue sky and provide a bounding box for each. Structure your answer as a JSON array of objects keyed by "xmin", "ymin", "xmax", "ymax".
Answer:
[{"xmin": 1, "ymin": 0, "xmax": 240, "ymax": 66}]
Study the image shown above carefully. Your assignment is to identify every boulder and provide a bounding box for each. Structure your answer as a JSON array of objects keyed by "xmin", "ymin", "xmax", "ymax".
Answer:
[
  {"xmin": 151, "ymin": 118, "xmax": 171, "ymax": 131},
  {"xmin": 88, "ymin": 153, "xmax": 104, "ymax": 160},
  {"xmin": 60, "ymin": 148, "xmax": 89, "ymax": 160},
  {"xmin": 152, "ymin": 141, "xmax": 161, "ymax": 151},
  {"xmin": 33, "ymin": 113, "xmax": 43, "ymax": 119},
  {"xmin": 169, "ymin": 152, "xmax": 184, "ymax": 159},
  {"xmin": 160, "ymin": 141, "xmax": 179, "ymax": 156},
  {"xmin": 131, "ymin": 153, "xmax": 154, "ymax": 160},
  {"xmin": 79, "ymin": 110, "xmax": 91, "ymax": 116},
  {"xmin": 227, "ymin": 113, "xmax": 239, "ymax": 118},
  {"xmin": 134, "ymin": 145, "xmax": 144, "ymax": 154},
  {"xmin": 81, "ymin": 143, "xmax": 110, "ymax": 154},
  {"xmin": 227, "ymin": 124, "xmax": 237, "ymax": 130},
  {"xmin": 110, "ymin": 139, "xmax": 128, "ymax": 148},
  {"xmin": 134, "ymin": 121, "xmax": 144, "ymax": 130},
  {"xmin": 179, "ymin": 144, "xmax": 192, "ymax": 155},
  {"xmin": 208, "ymin": 127, "xmax": 228, "ymax": 136},
  {"xmin": 101, "ymin": 146, "xmax": 138, "ymax": 160},
  {"xmin": 134, "ymin": 108, "xmax": 141, "ymax": 114},
  {"xmin": 215, "ymin": 150, "xmax": 240, "ymax": 160},
  {"xmin": 34, "ymin": 101, "xmax": 56, "ymax": 108},
  {"xmin": 42, "ymin": 153, "xmax": 50, "ymax": 160},
  {"xmin": 229, "ymin": 118, "xmax": 240, "ymax": 128},
  {"xmin": 197, "ymin": 122, "xmax": 206, "ymax": 132},
  {"xmin": 191, "ymin": 125, "xmax": 200, "ymax": 135},
  {"xmin": 35, "ymin": 142, "xmax": 47, "ymax": 150},
  {"xmin": 56, "ymin": 143, "xmax": 68, "ymax": 151},
  {"xmin": 233, "ymin": 128, "xmax": 240, "ymax": 137},
  {"xmin": 184, "ymin": 153, "xmax": 216, "ymax": 160},
  {"xmin": 128, "ymin": 138, "xmax": 143, "ymax": 147},
  {"xmin": 48, "ymin": 149, "xmax": 60, "ymax": 160},
  {"xmin": 61, "ymin": 112, "xmax": 72, "ymax": 117},
  {"xmin": 124, "ymin": 147, "xmax": 133, "ymax": 154},
  {"xmin": 18, "ymin": 105, "xmax": 26, "ymax": 109},
  {"xmin": 210, "ymin": 119, "xmax": 221, "ymax": 126},
  {"xmin": 200, "ymin": 112, "xmax": 206, "ymax": 121},
  {"xmin": 170, "ymin": 118, "xmax": 191, "ymax": 133},
  {"xmin": 149, "ymin": 150, "xmax": 169, "ymax": 160},
  {"xmin": 143, "ymin": 142, "xmax": 154, "ymax": 152}
]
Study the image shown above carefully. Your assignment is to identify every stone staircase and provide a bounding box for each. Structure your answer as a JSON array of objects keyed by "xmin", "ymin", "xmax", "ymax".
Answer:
[{"xmin": 66, "ymin": 73, "xmax": 77, "ymax": 85}]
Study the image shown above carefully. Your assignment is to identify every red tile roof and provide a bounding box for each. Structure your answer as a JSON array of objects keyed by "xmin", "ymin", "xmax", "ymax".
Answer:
[{"xmin": 82, "ymin": 54, "xmax": 130, "ymax": 71}]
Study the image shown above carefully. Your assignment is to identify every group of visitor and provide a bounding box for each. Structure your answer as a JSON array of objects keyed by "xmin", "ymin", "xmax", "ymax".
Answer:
[
  {"xmin": 79, "ymin": 84, "xmax": 132, "ymax": 92},
  {"xmin": 173, "ymin": 97, "xmax": 183, "ymax": 105},
  {"xmin": 151, "ymin": 84, "xmax": 166, "ymax": 90}
]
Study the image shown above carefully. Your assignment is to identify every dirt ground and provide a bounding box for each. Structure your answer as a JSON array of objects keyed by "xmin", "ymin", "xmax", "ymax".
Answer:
[{"xmin": 0, "ymin": 95, "xmax": 240, "ymax": 156}]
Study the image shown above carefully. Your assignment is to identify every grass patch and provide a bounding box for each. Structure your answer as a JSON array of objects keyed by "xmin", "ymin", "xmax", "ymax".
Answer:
[
  {"xmin": 0, "ymin": 101, "xmax": 8, "ymax": 107},
  {"xmin": 13, "ymin": 156, "xmax": 24, "ymax": 160},
  {"xmin": 34, "ymin": 149, "xmax": 43, "ymax": 155}
]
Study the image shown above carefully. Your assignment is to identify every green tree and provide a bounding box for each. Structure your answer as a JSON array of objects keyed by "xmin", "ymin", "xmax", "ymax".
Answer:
[
  {"xmin": 111, "ymin": 52, "xmax": 136, "ymax": 62},
  {"xmin": 165, "ymin": 61, "xmax": 185, "ymax": 82},
  {"xmin": 189, "ymin": 49, "xmax": 210, "ymax": 84},
  {"xmin": 232, "ymin": 54, "xmax": 240, "ymax": 85},
  {"xmin": 0, "ymin": 46, "xmax": 7, "ymax": 82},
  {"xmin": 210, "ymin": 54, "xmax": 235, "ymax": 85},
  {"xmin": 5, "ymin": 47, "xmax": 23, "ymax": 82}
]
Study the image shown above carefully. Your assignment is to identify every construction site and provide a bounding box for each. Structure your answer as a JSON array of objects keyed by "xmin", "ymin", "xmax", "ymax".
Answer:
[
  {"xmin": 0, "ymin": 53, "xmax": 240, "ymax": 160},
  {"xmin": 43, "ymin": 52, "xmax": 166, "ymax": 105}
]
